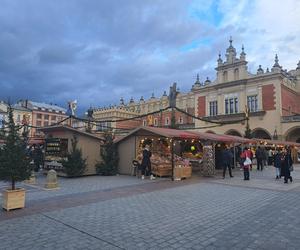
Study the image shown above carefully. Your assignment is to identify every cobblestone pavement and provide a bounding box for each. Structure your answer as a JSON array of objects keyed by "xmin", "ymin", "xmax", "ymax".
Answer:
[{"xmin": 1, "ymin": 165, "xmax": 300, "ymax": 249}]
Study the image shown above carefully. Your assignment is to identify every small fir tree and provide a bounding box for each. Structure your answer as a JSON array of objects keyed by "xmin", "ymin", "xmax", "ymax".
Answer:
[
  {"xmin": 96, "ymin": 130, "xmax": 119, "ymax": 176},
  {"xmin": 0, "ymin": 104, "xmax": 32, "ymax": 190},
  {"xmin": 62, "ymin": 136, "xmax": 87, "ymax": 177}
]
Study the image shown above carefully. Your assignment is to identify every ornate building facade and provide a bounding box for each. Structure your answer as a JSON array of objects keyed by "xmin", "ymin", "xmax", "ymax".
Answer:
[
  {"xmin": 92, "ymin": 83, "xmax": 195, "ymax": 133},
  {"xmin": 92, "ymin": 38, "xmax": 300, "ymax": 142},
  {"xmin": 193, "ymin": 38, "xmax": 300, "ymax": 142}
]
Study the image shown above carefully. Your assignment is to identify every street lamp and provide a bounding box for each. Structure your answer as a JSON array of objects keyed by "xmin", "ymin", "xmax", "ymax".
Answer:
[{"xmin": 244, "ymin": 105, "xmax": 251, "ymax": 138}]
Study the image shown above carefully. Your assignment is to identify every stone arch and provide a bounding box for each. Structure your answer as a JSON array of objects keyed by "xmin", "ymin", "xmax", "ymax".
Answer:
[
  {"xmin": 284, "ymin": 126, "xmax": 300, "ymax": 142},
  {"xmin": 205, "ymin": 130, "xmax": 216, "ymax": 134},
  {"xmin": 225, "ymin": 129, "xmax": 242, "ymax": 137},
  {"xmin": 251, "ymin": 128, "xmax": 272, "ymax": 139}
]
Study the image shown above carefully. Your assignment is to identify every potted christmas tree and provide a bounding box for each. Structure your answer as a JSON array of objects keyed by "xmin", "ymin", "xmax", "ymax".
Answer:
[{"xmin": 0, "ymin": 104, "xmax": 32, "ymax": 211}]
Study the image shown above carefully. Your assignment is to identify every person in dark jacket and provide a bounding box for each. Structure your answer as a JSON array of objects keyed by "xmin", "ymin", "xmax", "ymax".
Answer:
[
  {"xmin": 222, "ymin": 147, "xmax": 234, "ymax": 179},
  {"xmin": 141, "ymin": 144, "xmax": 154, "ymax": 180},
  {"xmin": 273, "ymin": 150, "xmax": 281, "ymax": 179},
  {"xmin": 281, "ymin": 148, "xmax": 293, "ymax": 183},
  {"xmin": 256, "ymin": 146, "xmax": 264, "ymax": 171}
]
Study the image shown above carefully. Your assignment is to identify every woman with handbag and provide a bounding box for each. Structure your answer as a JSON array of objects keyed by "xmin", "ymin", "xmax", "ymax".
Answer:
[{"xmin": 241, "ymin": 147, "xmax": 252, "ymax": 180}]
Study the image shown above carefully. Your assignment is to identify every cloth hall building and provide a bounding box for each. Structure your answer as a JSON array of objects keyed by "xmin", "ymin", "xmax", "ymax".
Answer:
[{"xmin": 92, "ymin": 39, "xmax": 300, "ymax": 142}]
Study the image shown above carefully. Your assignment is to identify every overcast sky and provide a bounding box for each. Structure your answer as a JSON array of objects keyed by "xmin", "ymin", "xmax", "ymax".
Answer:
[{"xmin": 0, "ymin": 0, "xmax": 299, "ymax": 113}]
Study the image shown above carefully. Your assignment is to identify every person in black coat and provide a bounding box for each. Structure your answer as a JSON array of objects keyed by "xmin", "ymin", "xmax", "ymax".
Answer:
[
  {"xmin": 273, "ymin": 150, "xmax": 281, "ymax": 179},
  {"xmin": 141, "ymin": 144, "xmax": 154, "ymax": 180},
  {"xmin": 222, "ymin": 147, "xmax": 234, "ymax": 178},
  {"xmin": 281, "ymin": 149, "xmax": 293, "ymax": 183},
  {"xmin": 255, "ymin": 146, "xmax": 264, "ymax": 171}
]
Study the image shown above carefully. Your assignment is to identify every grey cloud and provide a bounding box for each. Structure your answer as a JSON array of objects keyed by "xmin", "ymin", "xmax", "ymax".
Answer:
[{"xmin": 0, "ymin": 0, "xmax": 226, "ymax": 113}]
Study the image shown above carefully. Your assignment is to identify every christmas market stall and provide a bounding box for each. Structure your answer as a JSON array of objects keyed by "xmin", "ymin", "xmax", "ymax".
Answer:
[
  {"xmin": 116, "ymin": 126, "xmax": 251, "ymax": 179},
  {"xmin": 40, "ymin": 125, "xmax": 103, "ymax": 176},
  {"xmin": 254, "ymin": 138, "xmax": 300, "ymax": 163}
]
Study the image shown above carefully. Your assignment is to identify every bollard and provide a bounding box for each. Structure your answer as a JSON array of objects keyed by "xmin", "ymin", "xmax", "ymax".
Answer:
[{"xmin": 45, "ymin": 169, "xmax": 58, "ymax": 189}]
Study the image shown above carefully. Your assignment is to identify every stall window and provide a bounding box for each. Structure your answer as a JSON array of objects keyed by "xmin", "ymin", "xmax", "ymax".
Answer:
[{"xmin": 247, "ymin": 95, "xmax": 258, "ymax": 112}]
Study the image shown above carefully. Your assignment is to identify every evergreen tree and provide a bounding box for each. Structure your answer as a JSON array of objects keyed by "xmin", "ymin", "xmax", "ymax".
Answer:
[
  {"xmin": 62, "ymin": 136, "xmax": 87, "ymax": 177},
  {"xmin": 96, "ymin": 130, "xmax": 119, "ymax": 176},
  {"xmin": 0, "ymin": 104, "xmax": 32, "ymax": 190}
]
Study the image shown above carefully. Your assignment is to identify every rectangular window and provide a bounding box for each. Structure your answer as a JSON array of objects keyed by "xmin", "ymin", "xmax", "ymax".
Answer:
[
  {"xmin": 165, "ymin": 117, "xmax": 169, "ymax": 125},
  {"xmin": 154, "ymin": 118, "xmax": 158, "ymax": 126},
  {"xmin": 36, "ymin": 120, "xmax": 42, "ymax": 126},
  {"xmin": 225, "ymin": 98, "xmax": 239, "ymax": 114},
  {"xmin": 209, "ymin": 101, "xmax": 218, "ymax": 116},
  {"xmin": 44, "ymin": 115, "xmax": 49, "ymax": 120},
  {"xmin": 225, "ymin": 99, "xmax": 229, "ymax": 114},
  {"xmin": 51, "ymin": 115, "xmax": 56, "ymax": 121},
  {"xmin": 143, "ymin": 120, "xmax": 147, "ymax": 126},
  {"xmin": 36, "ymin": 113, "xmax": 42, "ymax": 119},
  {"xmin": 44, "ymin": 121, "xmax": 49, "ymax": 126},
  {"xmin": 247, "ymin": 95, "xmax": 258, "ymax": 112},
  {"xmin": 178, "ymin": 116, "xmax": 183, "ymax": 124}
]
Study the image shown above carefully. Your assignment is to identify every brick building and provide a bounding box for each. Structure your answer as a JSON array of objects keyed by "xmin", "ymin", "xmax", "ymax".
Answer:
[{"xmin": 18, "ymin": 100, "xmax": 68, "ymax": 140}]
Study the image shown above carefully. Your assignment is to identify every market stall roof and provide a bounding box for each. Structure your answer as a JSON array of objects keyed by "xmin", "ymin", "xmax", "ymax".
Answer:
[
  {"xmin": 189, "ymin": 131, "xmax": 250, "ymax": 143},
  {"xmin": 115, "ymin": 126, "xmax": 254, "ymax": 144},
  {"xmin": 40, "ymin": 125, "xmax": 104, "ymax": 141},
  {"xmin": 220, "ymin": 134, "xmax": 256, "ymax": 144},
  {"xmin": 115, "ymin": 126, "xmax": 199, "ymax": 143},
  {"xmin": 254, "ymin": 138, "xmax": 300, "ymax": 147}
]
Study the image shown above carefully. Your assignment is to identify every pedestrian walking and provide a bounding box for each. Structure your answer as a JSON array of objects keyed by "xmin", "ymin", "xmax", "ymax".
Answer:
[
  {"xmin": 222, "ymin": 146, "xmax": 234, "ymax": 179},
  {"xmin": 281, "ymin": 148, "xmax": 293, "ymax": 184},
  {"xmin": 273, "ymin": 150, "xmax": 281, "ymax": 179},
  {"xmin": 141, "ymin": 144, "xmax": 155, "ymax": 180},
  {"xmin": 255, "ymin": 146, "xmax": 264, "ymax": 171},
  {"xmin": 268, "ymin": 149, "xmax": 273, "ymax": 165},
  {"xmin": 263, "ymin": 147, "xmax": 268, "ymax": 167},
  {"xmin": 241, "ymin": 147, "xmax": 252, "ymax": 180}
]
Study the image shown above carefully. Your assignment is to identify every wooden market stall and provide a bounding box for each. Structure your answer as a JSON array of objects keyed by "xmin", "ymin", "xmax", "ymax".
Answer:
[
  {"xmin": 115, "ymin": 126, "xmax": 250, "ymax": 179},
  {"xmin": 40, "ymin": 125, "xmax": 104, "ymax": 176}
]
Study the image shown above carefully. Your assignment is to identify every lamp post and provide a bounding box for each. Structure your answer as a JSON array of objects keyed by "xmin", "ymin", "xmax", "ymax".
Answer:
[
  {"xmin": 244, "ymin": 105, "xmax": 251, "ymax": 138},
  {"xmin": 273, "ymin": 127, "xmax": 278, "ymax": 140}
]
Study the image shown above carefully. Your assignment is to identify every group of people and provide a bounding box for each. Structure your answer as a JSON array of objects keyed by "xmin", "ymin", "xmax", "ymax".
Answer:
[{"xmin": 222, "ymin": 146, "xmax": 294, "ymax": 183}]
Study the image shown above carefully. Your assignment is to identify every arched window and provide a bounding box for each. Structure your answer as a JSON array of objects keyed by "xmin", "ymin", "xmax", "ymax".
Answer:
[
  {"xmin": 234, "ymin": 68, "xmax": 239, "ymax": 80},
  {"xmin": 223, "ymin": 71, "xmax": 228, "ymax": 82}
]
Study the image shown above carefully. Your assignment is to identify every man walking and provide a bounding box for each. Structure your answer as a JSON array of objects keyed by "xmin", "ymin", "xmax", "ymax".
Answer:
[
  {"xmin": 256, "ymin": 146, "xmax": 264, "ymax": 171},
  {"xmin": 222, "ymin": 146, "xmax": 234, "ymax": 179}
]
